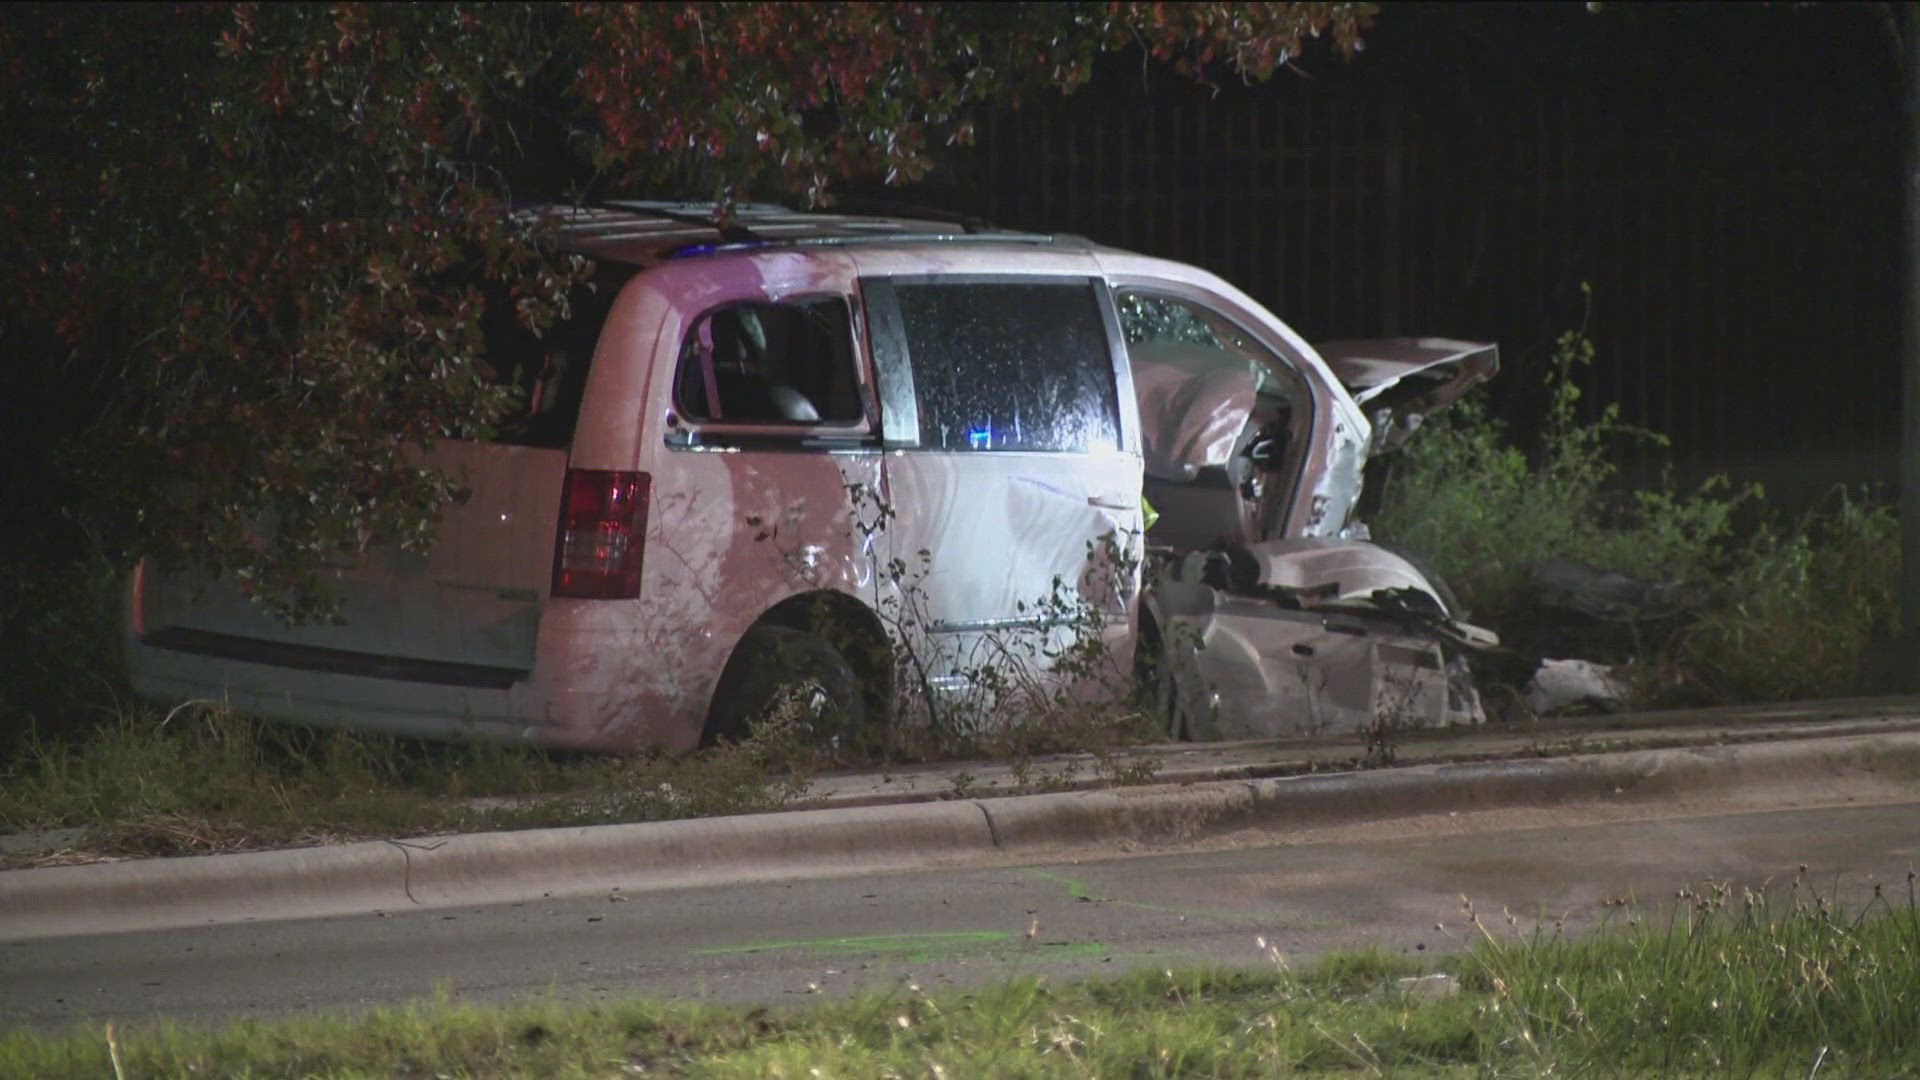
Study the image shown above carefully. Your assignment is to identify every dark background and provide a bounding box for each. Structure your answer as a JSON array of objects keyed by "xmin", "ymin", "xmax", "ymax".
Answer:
[
  {"xmin": 887, "ymin": 1, "xmax": 1903, "ymax": 511},
  {"xmin": 4, "ymin": 4, "xmax": 1900, "ymax": 532}
]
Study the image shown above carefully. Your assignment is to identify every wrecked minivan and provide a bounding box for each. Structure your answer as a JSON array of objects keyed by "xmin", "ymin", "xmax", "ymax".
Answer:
[
  {"xmin": 125, "ymin": 202, "xmax": 1495, "ymax": 751},
  {"xmin": 1133, "ymin": 334, "xmax": 1500, "ymax": 739}
]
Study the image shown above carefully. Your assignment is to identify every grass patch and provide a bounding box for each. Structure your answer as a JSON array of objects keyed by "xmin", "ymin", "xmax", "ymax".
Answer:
[
  {"xmin": 1464, "ymin": 869, "xmax": 1920, "ymax": 1077},
  {"xmin": 0, "ymin": 702, "xmax": 813, "ymax": 867},
  {"xmin": 5, "ymin": 878, "xmax": 1916, "ymax": 1077},
  {"xmin": 0, "ymin": 949, "xmax": 1465, "ymax": 1079}
]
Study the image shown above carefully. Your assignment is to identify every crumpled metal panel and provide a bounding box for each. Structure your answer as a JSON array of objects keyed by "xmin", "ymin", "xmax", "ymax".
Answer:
[
  {"xmin": 1314, "ymin": 338, "xmax": 1499, "ymax": 458},
  {"xmin": 1149, "ymin": 540, "xmax": 1491, "ymax": 740},
  {"xmin": 1221, "ymin": 538, "xmax": 1452, "ymax": 610}
]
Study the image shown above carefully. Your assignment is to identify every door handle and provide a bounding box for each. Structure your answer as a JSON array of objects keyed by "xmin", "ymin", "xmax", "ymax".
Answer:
[{"xmin": 1087, "ymin": 495, "xmax": 1138, "ymax": 511}]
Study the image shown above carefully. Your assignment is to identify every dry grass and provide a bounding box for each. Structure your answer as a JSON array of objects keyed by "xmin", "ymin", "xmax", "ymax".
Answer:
[{"xmin": 0, "ymin": 701, "xmax": 815, "ymax": 867}]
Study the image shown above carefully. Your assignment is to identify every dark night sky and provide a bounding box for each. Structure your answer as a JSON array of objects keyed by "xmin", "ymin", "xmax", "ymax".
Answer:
[
  {"xmin": 5, "ymin": 3, "xmax": 1906, "ymax": 509},
  {"xmin": 886, "ymin": 1, "xmax": 1905, "ymax": 494}
]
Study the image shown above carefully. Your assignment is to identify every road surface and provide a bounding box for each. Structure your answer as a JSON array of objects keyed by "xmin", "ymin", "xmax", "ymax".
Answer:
[{"xmin": 4, "ymin": 798, "xmax": 1915, "ymax": 1033}]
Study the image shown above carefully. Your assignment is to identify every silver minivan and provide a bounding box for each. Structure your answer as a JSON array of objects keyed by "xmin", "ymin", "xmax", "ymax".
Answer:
[{"xmin": 126, "ymin": 203, "xmax": 1493, "ymax": 751}]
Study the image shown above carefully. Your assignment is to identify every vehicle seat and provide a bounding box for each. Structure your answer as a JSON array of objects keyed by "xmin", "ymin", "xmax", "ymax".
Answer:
[
  {"xmin": 1129, "ymin": 341, "xmax": 1260, "ymax": 549},
  {"xmin": 706, "ymin": 310, "xmax": 822, "ymax": 422}
]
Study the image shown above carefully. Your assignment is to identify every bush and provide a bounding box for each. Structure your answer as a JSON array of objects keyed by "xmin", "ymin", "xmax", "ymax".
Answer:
[
  {"xmin": 1370, "ymin": 324, "xmax": 1753, "ymax": 628},
  {"xmin": 0, "ymin": 548, "xmax": 127, "ymax": 757},
  {"xmin": 1369, "ymin": 316, "xmax": 1897, "ymax": 707},
  {"xmin": 1671, "ymin": 492, "xmax": 1897, "ymax": 702}
]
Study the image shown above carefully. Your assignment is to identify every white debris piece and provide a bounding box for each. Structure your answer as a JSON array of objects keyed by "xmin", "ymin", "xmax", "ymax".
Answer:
[
  {"xmin": 1526, "ymin": 658, "xmax": 1629, "ymax": 714},
  {"xmin": 1394, "ymin": 973, "xmax": 1460, "ymax": 1000}
]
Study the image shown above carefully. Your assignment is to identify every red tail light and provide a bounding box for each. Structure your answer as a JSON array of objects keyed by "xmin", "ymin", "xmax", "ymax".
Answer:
[{"xmin": 552, "ymin": 469, "xmax": 650, "ymax": 599}]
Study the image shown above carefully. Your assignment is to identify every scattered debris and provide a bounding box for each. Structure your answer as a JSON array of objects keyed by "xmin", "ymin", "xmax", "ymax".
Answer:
[
  {"xmin": 1392, "ymin": 973, "xmax": 1461, "ymax": 1000},
  {"xmin": 1526, "ymin": 658, "xmax": 1630, "ymax": 715},
  {"xmin": 1513, "ymin": 559, "xmax": 1701, "ymax": 662}
]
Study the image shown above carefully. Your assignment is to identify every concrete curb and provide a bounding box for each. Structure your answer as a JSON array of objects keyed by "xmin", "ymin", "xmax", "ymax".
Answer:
[
  {"xmin": 801, "ymin": 706, "xmax": 1920, "ymax": 809},
  {"xmin": 4, "ymin": 730, "xmax": 1918, "ymax": 943}
]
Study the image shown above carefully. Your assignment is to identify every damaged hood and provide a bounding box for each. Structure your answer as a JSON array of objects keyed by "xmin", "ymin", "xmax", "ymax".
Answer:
[{"xmin": 1314, "ymin": 338, "xmax": 1498, "ymax": 456}]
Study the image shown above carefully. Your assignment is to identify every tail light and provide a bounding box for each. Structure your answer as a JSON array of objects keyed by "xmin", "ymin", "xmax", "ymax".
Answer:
[{"xmin": 552, "ymin": 469, "xmax": 650, "ymax": 599}]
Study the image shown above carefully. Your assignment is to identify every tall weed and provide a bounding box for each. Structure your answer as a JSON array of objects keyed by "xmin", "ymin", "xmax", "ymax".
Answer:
[
  {"xmin": 1466, "ymin": 871, "xmax": 1920, "ymax": 1077},
  {"xmin": 878, "ymin": 531, "xmax": 1157, "ymax": 767},
  {"xmin": 784, "ymin": 485, "xmax": 1158, "ymax": 771}
]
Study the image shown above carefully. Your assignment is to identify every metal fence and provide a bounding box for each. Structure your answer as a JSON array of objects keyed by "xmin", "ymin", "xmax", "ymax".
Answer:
[{"xmin": 932, "ymin": 73, "xmax": 1901, "ymax": 500}]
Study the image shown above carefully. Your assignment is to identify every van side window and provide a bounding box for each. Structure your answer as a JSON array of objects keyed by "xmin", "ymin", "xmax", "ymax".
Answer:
[
  {"xmin": 674, "ymin": 299, "xmax": 862, "ymax": 425},
  {"xmin": 1118, "ymin": 292, "xmax": 1222, "ymax": 349},
  {"xmin": 893, "ymin": 281, "xmax": 1120, "ymax": 453}
]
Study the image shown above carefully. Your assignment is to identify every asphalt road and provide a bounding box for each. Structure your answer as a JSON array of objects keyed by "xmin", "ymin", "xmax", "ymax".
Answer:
[{"xmin": 5, "ymin": 797, "xmax": 1916, "ymax": 1034}]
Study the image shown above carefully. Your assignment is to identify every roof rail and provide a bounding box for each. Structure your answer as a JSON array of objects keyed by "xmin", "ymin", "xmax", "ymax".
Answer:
[
  {"xmin": 809, "ymin": 198, "xmax": 999, "ymax": 234},
  {"xmin": 589, "ymin": 200, "xmax": 762, "ymax": 244},
  {"xmin": 526, "ymin": 200, "xmax": 1083, "ymax": 264}
]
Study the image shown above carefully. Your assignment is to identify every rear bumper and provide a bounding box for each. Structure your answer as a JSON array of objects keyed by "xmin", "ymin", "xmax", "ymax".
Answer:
[
  {"xmin": 123, "ymin": 622, "xmax": 709, "ymax": 753},
  {"xmin": 123, "ymin": 566, "xmax": 758, "ymax": 753},
  {"xmin": 126, "ymin": 637, "xmax": 610, "ymax": 748}
]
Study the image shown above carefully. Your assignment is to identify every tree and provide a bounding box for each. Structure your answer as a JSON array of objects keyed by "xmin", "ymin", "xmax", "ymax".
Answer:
[{"xmin": 0, "ymin": 2, "xmax": 1371, "ymax": 620}]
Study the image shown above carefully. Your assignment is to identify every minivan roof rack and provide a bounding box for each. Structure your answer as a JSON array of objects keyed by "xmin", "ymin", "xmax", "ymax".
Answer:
[
  {"xmin": 526, "ymin": 201, "xmax": 1078, "ymax": 264},
  {"xmin": 590, "ymin": 200, "xmax": 762, "ymax": 244},
  {"xmin": 808, "ymin": 198, "xmax": 998, "ymax": 234}
]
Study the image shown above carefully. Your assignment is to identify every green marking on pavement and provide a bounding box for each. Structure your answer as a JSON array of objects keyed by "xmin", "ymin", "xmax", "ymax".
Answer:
[{"xmin": 1024, "ymin": 869, "xmax": 1104, "ymax": 902}]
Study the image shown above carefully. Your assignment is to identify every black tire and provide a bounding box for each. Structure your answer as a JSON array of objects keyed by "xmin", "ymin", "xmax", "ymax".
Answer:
[
  {"xmin": 705, "ymin": 625, "xmax": 866, "ymax": 751},
  {"xmin": 1153, "ymin": 657, "xmax": 1187, "ymax": 741},
  {"xmin": 1134, "ymin": 617, "xmax": 1189, "ymax": 742}
]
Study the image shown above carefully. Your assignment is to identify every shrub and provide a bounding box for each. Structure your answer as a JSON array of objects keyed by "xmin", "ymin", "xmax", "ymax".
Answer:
[
  {"xmin": 0, "ymin": 549, "xmax": 127, "ymax": 757},
  {"xmin": 1370, "ymin": 322, "xmax": 1753, "ymax": 628},
  {"xmin": 1671, "ymin": 491, "xmax": 1897, "ymax": 702},
  {"xmin": 1370, "ymin": 315, "xmax": 1899, "ymax": 707}
]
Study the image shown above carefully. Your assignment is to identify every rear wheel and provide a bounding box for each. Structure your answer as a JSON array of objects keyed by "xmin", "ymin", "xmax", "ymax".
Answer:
[{"xmin": 706, "ymin": 625, "xmax": 866, "ymax": 752}]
